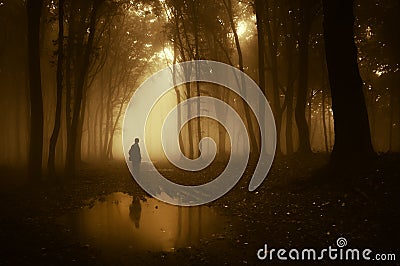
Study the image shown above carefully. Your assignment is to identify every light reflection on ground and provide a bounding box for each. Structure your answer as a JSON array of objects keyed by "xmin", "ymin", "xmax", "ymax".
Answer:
[{"xmin": 57, "ymin": 192, "xmax": 226, "ymax": 252}]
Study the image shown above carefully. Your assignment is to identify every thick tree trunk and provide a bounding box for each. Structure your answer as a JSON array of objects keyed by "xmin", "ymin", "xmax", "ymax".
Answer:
[
  {"xmin": 322, "ymin": 0, "xmax": 375, "ymax": 166},
  {"xmin": 27, "ymin": 0, "xmax": 44, "ymax": 180},
  {"xmin": 48, "ymin": 0, "xmax": 64, "ymax": 176},
  {"xmin": 295, "ymin": 5, "xmax": 312, "ymax": 154}
]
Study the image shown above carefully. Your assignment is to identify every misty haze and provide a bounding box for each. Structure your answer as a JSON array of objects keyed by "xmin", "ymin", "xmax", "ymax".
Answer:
[{"xmin": 0, "ymin": 0, "xmax": 399, "ymax": 265}]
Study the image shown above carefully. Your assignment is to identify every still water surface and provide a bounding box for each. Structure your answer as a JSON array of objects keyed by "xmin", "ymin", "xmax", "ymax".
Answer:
[{"xmin": 58, "ymin": 192, "xmax": 226, "ymax": 252}]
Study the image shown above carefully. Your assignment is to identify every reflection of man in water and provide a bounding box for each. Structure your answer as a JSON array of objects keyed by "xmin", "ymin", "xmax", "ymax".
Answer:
[
  {"xmin": 129, "ymin": 196, "xmax": 142, "ymax": 229},
  {"xmin": 129, "ymin": 138, "xmax": 141, "ymax": 176}
]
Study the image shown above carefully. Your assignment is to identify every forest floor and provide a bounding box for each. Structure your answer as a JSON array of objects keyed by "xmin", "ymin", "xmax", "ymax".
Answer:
[{"xmin": 0, "ymin": 153, "xmax": 399, "ymax": 265}]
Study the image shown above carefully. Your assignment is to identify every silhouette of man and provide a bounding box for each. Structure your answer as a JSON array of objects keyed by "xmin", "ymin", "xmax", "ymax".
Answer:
[
  {"xmin": 129, "ymin": 196, "xmax": 142, "ymax": 229},
  {"xmin": 129, "ymin": 138, "xmax": 141, "ymax": 176}
]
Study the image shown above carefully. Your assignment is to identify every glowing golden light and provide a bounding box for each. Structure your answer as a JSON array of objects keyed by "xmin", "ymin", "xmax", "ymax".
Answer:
[
  {"xmin": 237, "ymin": 21, "xmax": 247, "ymax": 37},
  {"xmin": 366, "ymin": 26, "xmax": 372, "ymax": 39},
  {"xmin": 159, "ymin": 46, "xmax": 174, "ymax": 62},
  {"xmin": 374, "ymin": 64, "xmax": 389, "ymax": 77},
  {"xmin": 123, "ymin": 83, "xmax": 178, "ymax": 161},
  {"xmin": 145, "ymin": 90, "xmax": 178, "ymax": 160}
]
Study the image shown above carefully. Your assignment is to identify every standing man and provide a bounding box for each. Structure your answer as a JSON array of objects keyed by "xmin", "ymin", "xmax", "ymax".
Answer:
[{"xmin": 129, "ymin": 138, "xmax": 141, "ymax": 176}]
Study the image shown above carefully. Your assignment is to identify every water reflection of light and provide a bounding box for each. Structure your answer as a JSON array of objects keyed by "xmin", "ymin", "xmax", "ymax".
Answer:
[{"xmin": 57, "ymin": 192, "xmax": 225, "ymax": 252}]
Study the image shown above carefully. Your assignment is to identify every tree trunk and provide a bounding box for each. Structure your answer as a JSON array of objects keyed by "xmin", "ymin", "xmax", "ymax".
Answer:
[
  {"xmin": 322, "ymin": 89, "xmax": 329, "ymax": 152},
  {"xmin": 286, "ymin": 85, "xmax": 294, "ymax": 154},
  {"xmin": 255, "ymin": 0, "xmax": 266, "ymax": 153},
  {"xmin": 98, "ymin": 77, "xmax": 104, "ymax": 159},
  {"xmin": 103, "ymin": 87, "xmax": 112, "ymax": 158},
  {"xmin": 185, "ymin": 81, "xmax": 194, "ymax": 159},
  {"xmin": 295, "ymin": 5, "xmax": 312, "ymax": 154},
  {"xmin": 27, "ymin": 0, "xmax": 44, "ymax": 180},
  {"xmin": 106, "ymin": 100, "xmax": 125, "ymax": 160},
  {"xmin": 192, "ymin": 2, "xmax": 202, "ymax": 158},
  {"xmin": 322, "ymin": 0, "xmax": 375, "ymax": 166},
  {"xmin": 172, "ymin": 41, "xmax": 185, "ymax": 158},
  {"xmin": 48, "ymin": 0, "xmax": 64, "ymax": 176},
  {"xmin": 284, "ymin": 16, "xmax": 296, "ymax": 155},
  {"xmin": 218, "ymin": 123, "xmax": 227, "ymax": 160},
  {"xmin": 174, "ymin": 6, "xmax": 194, "ymax": 159},
  {"xmin": 65, "ymin": 0, "xmax": 101, "ymax": 176},
  {"xmin": 86, "ymin": 99, "xmax": 91, "ymax": 158},
  {"xmin": 224, "ymin": 0, "xmax": 259, "ymax": 154},
  {"xmin": 264, "ymin": 1, "xmax": 283, "ymax": 154},
  {"xmin": 328, "ymin": 99, "xmax": 332, "ymax": 150},
  {"xmin": 75, "ymin": 92, "xmax": 87, "ymax": 162}
]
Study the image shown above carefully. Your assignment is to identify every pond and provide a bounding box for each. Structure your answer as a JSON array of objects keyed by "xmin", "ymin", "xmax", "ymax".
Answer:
[{"xmin": 57, "ymin": 192, "xmax": 227, "ymax": 253}]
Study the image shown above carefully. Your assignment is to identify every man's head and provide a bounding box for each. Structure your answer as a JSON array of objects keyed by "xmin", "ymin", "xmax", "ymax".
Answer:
[{"xmin": 135, "ymin": 138, "xmax": 139, "ymax": 143}]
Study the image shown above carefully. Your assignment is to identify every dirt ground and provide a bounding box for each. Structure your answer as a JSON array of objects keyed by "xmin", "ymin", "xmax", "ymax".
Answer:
[{"xmin": 0, "ymin": 154, "xmax": 399, "ymax": 265}]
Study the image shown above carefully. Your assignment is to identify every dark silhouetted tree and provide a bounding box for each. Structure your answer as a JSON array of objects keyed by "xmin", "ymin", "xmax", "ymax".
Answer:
[
  {"xmin": 65, "ymin": 0, "xmax": 103, "ymax": 176},
  {"xmin": 27, "ymin": 0, "xmax": 44, "ymax": 179},
  {"xmin": 223, "ymin": 0, "xmax": 259, "ymax": 154},
  {"xmin": 322, "ymin": 0, "xmax": 375, "ymax": 166},
  {"xmin": 255, "ymin": 0, "xmax": 266, "ymax": 152},
  {"xmin": 295, "ymin": 3, "xmax": 312, "ymax": 154},
  {"xmin": 48, "ymin": 0, "xmax": 64, "ymax": 176}
]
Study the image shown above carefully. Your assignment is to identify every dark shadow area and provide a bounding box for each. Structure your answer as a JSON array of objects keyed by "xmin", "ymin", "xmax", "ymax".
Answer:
[{"xmin": 0, "ymin": 154, "xmax": 399, "ymax": 265}]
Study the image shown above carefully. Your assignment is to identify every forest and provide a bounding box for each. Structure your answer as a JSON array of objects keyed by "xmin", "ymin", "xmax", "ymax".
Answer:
[{"xmin": 0, "ymin": 0, "xmax": 399, "ymax": 265}]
